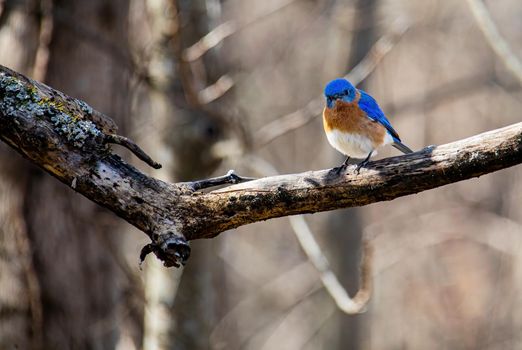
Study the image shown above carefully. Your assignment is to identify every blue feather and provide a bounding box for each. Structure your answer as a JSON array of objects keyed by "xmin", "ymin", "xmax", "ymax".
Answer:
[
  {"xmin": 324, "ymin": 79, "xmax": 354, "ymax": 97},
  {"xmin": 357, "ymin": 90, "xmax": 401, "ymax": 142},
  {"xmin": 324, "ymin": 79, "xmax": 356, "ymax": 108}
]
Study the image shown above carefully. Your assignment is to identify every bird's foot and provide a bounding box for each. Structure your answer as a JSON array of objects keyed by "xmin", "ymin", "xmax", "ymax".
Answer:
[
  {"xmin": 355, "ymin": 160, "xmax": 369, "ymax": 174},
  {"xmin": 355, "ymin": 152, "xmax": 373, "ymax": 174},
  {"xmin": 331, "ymin": 163, "xmax": 348, "ymax": 176},
  {"xmin": 329, "ymin": 156, "xmax": 350, "ymax": 176}
]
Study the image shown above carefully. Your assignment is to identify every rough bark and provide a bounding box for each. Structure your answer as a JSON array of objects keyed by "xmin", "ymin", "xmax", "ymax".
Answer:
[{"xmin": 0, "ymin": 63, "xmax": 521, "ymax": 267}]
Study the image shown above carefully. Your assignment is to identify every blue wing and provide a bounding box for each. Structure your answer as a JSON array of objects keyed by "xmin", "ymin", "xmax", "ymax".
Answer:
[{"xmin": 357, "ymin": 90, "xmax": 401, "ymax": 142}]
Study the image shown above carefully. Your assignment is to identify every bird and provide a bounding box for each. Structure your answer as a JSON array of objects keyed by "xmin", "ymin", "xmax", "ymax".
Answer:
[{"xmin": 322, "ymin": 78, "xmax": 413, "ymax": 173}]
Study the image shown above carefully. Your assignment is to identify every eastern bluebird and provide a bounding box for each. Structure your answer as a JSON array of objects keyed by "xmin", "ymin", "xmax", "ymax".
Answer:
[{"xmin": 323, "ymin": 78, "xmax": 413, "ymax": 173}]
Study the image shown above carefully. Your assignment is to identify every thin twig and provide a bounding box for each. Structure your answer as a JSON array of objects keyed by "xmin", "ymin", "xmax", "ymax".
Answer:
[
  {"xmin": 254, "ymin": 20, "xmax": 409, "ymax": 147},
  {"xmin": 290, "ymin": 215, "xmax": 373, "ymax": 314},
  {"xmin": 105, "ymin": 134, "xmax": 162, "ymax": 169},
  {"xmin": 466, "ymin": 0, "xmax": 522, "ymax": 85},
  {"xmin": 183, "ymin": 21, "xmax": 237, "ymax": 62},
  {"xmin": 182, "ymin": 0, "xmax": 300, "ymax": 62},
  {"xmin": 181, "ymin": 169, "xmax": 255, "ymax": 192},
  {"xmin": 198, "ymin": 74, "xmax": 234, "ymax": 104}
]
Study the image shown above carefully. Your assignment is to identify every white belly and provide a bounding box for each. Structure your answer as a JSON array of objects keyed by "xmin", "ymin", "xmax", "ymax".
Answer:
[{"xmin": 325, "ymin": 129, "xmax": 392, "ymax": 159}]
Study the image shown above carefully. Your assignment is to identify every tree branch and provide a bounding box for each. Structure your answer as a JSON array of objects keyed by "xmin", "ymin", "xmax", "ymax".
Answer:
[{"xmin": 0, "ymin": 64, "xmax": 521, "ymax": 267}]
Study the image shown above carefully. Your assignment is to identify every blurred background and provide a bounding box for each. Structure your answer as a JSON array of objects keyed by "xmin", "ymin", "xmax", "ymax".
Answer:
[{"xmin": 1, "ymin": 0, "xmax": 521, "ymax": 349}]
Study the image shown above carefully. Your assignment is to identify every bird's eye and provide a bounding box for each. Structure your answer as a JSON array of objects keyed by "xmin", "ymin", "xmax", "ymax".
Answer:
[{"xmin": 343, "ymin": 90, "xmax": 348, "ymax": 95}]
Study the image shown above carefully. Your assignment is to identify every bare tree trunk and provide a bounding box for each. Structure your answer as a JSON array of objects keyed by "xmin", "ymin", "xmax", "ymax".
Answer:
[
  {"xmin": 0, "ymin": 158, "xmax": 39, "ymax": 350},
  {"xmin": 168, "ymin": 1, "xmax": 232, "ymax": 348},
  {"xmin": 0, "ymin": 1, "xmax": 41, "ymax": 348},
  {"xmin": 20, "ymin": 0, "xmax": 130, "ymax": 348}
]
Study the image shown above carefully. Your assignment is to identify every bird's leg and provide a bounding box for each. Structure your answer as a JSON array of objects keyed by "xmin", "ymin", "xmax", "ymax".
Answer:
[
  {"xmin": 356, "ymin": 151, "xmax": 373, "ymax": 173},
  {"xmin": 332, "ymin": 156, "xmax": 350, "ymax": 175}
]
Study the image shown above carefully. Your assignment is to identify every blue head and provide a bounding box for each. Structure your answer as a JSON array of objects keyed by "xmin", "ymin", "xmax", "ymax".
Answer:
[{"xmin": 324, "ymin": 78, "xmax": 356, "ymax": 108}]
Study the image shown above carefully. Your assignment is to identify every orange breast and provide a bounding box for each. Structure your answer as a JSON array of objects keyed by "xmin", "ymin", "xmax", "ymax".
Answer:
[{"xmin": 323, "ymin": 99, "xmax": 387, "ymax": 147}]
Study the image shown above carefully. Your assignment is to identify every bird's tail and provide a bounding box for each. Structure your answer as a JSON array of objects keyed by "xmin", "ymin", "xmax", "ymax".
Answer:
[{"xmin": 392, "ymin": 141, "xmax": 413, "ymax": 154}]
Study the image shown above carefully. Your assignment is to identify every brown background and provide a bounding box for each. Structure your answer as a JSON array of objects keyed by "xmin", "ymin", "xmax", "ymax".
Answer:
[{"xmin": 0, "ymin": 0, "xmax": 521, "ymax": 349}]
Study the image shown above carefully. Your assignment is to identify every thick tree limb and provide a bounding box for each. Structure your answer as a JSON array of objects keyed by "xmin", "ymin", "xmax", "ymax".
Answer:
[{"xmin": 0, "ymin": 64, "xmax": 521, "ymax": 267}]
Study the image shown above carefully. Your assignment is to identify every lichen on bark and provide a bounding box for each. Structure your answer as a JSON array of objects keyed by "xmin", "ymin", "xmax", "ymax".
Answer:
[{"xmin": 0, "ymin": 74, "xmax": 106, "ymax": 151}]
